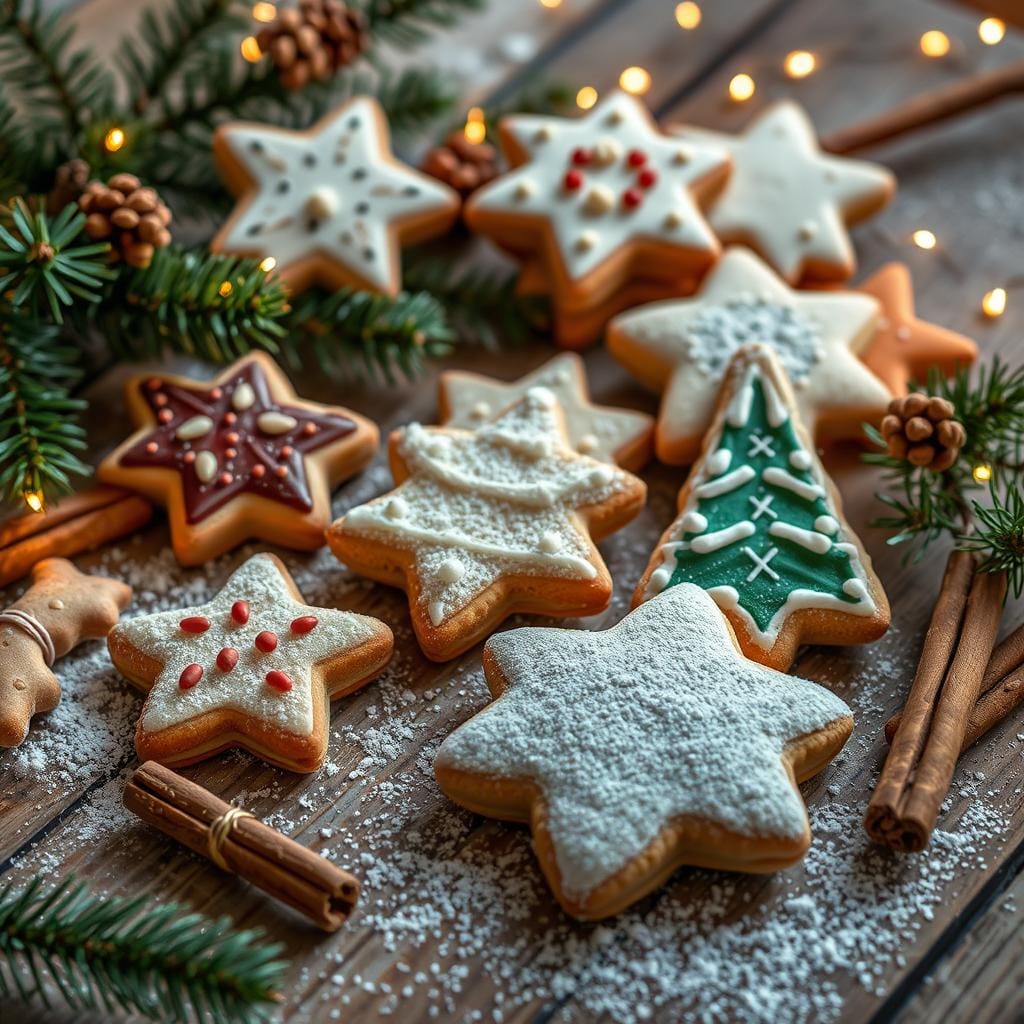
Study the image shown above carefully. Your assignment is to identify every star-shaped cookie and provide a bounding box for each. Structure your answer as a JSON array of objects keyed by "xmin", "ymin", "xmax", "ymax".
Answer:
[
  {"xmin": 327, "ymin": 387, "xmax": 646, "ymax": 661},
  {"xmin": 98, "ymin": 352, "xmax": 378, "ymax": 565},
  {"xmin": 607, "ymin": 247, "xmax": 892, "ymax": 464},
  {"xmin": 465, "ymin": 90, "xmax": 730, "ymax": 348},
  {"xmin": 434, "ymin": 583, "xmax": 853, "ymax": 920},
  {"xmin": 211, "ymin": 95, "xmax": 460, "ymax": 295},
  {"xmin": 108, "ymin": 553, "xmax": 393, "ymax": 772},
  {"xmin": 438, "ymin": 352, "xmax": 653, "ymax": 470},
  {"xmin": 857, "ymin": 262, "xmax": 978, "ymax": 395},
  {"xmin": 675, "ymin": 100, "xmax": 895, "ymax": 284}
]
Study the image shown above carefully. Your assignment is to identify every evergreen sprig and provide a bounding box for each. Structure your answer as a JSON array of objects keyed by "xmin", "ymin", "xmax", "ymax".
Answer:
[
  {"xmin": 361, "ymin": 0, "xmax": 485, "ymax": 46},
  {"xmin": 0, "ymin": 873, "xmax": 287, "ymax": 1024}
]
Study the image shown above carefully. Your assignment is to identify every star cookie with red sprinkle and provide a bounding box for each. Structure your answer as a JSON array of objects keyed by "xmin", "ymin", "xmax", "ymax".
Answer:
[
  {"xmin": 108, "ymin": 553, "xmax": 393, "ymax": 772},
  {"xmin": 98, "ymin": 351, "xmax": 378, "ymax": 565}
]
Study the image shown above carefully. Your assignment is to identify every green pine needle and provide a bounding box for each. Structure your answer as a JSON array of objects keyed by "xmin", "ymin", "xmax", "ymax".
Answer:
[
  {"xmin": 360, "ymin": 0, "xmax": 485, "ymax": 47},
  {"xmin": 0, "ymin": 873, "xmax": 287, "ymax": 1024},
  {"xmin": 960, "ymin": 483, "xmax": 1024, "ymax": 598}
]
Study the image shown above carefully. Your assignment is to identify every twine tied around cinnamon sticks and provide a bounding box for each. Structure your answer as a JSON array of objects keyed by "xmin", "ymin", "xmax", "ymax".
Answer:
[{"xmin": 124, "ymin": 762, "xmax": 359, "ymax": 932}]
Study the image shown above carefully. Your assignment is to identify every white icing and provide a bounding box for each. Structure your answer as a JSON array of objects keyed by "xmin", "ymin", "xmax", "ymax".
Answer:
[
  {"xmin": 707, "ymin": 584, "xmax": 740, "ymax": 610},
  {"xmin": 649, "ymin": 566, "xmax": 671, "ymax": 592},
  {"xmin": 768, "ymin": 522, "xmax": 832, "ymax": 554},
  {"xmin": 218, "ymin": 96, "xmax": 457, "ymax": 293},
  {"xmin": 705, "ymin": 448, "xmax": 732, "ymax": 476},
  {"xmin": 385, "ymin": 497, "xmax": 408, "ymax": 520},
  {"xmin": 689, "ymin": 521, "xmax": 755, "ymax": 554},
  {"xmin": 539, "ymin": 531, "xmax": 562, "ymax": 553},
  {"xmin": 680, "ymin": 511, "xmax": 707, "ymax": 534},
  {"xmin": 762, "ymin": 467, "xmax": 825, "ymax": 502},
  {"xmin": 195, "ymin": 450, "xmax": 218, "ymax": 484},
  {"xmin": 113, "ymin": 554, "xmax": 380, "ymax": 737},
  {"xmin": 789, "ymin": 450, "xmax": 813, "ymax": 471},
  {"xmin": 843, "ymin": 578, "xmax": 869, "ymax": 600},
  {"xmin": 694, "ymin": 465, "xmax": 755, "ymax": 499},
  {"xmin": 176, "ymin": 415, "xmax": 213, "ymax": 441},
  {"xmin": 435, "ymin": 584, "xmax": 851, "ymax": 899},
  {"xmin": 743, "ymin": 545, "xmax": 780, "ymax": 582},
  {"xmin": 748, "ymin": 493, "xmax": 777, "ymax": 521},
  {"xmin": 814, "ymin": 515, "xmax": 839, "ymax": 535},
  {"xmin": 437, "ymin": 558, "xmax": 465, "ymax": 584}
]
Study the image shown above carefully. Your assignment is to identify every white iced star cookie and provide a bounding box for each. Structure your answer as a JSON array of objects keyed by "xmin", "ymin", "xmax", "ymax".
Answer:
[
  {"xmin": 434, "ymin": 583, "xmax": 853, "ymax": 920},
  {"xmin": 211, "ymin": 95, "xmax": 460, "ymax": 295},
  {"xmin": 108, "ymin": 553, "xmax": 393, "ymax": 772},
  {"xmin": 607, "ymin": 247, "xmax": 892, "ymax": 463},
  {"xmin": 464, "ymin": 90, "xmax": 730, "ymax": 348},
  {"xmin": 438, "ymin": 352, "xmax": 654, "ymax": 470},
  {"xmin": 673, "ymin": 100, "xmax": 895, "ymax": 283},
  {"xmin": 327, "ymin": 387, "xmax": 647, "ymax": 661}
]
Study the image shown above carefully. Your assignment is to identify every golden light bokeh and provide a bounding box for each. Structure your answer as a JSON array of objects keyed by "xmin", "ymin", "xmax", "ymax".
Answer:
[
  {"xmin": 259, "ymin": 256, "xmax": 277, "ymax": 272},
  {"xmin": 619, "ymin": 66, "xmax": 652, "ymax": 95},
  {"xmin": 219, "ymin": 281, "xmax": 234, "ymax": 297},
  {"xmin": 972, "ymin": 463, "xmax": 993, "ymax": 484},
  {"xmin": 675, "ymin": 2, "xmax": 701, "ymax": 30},
  {"xmin": 464, "ymin": 106, "xmax": 486, "ymax": 144},
  {"xmin": 912, "ymin": 229, "xmax": 937, "ymax": 250},
  {"xmin": 240, "ymin": 35, "xmax": 263, "ymax": 62},
  {"xmin": 728, "ymin": 73, "xmax": 755, "ymax": 102},
  {"xmin": 576, "ymin": 85, "xmax": 598, "ymax": 110},
  {"xmin": 784, "ymin": 50, "xmax": 817, "ymax": 79},
  {"xmin": 919, "ymin": 30, "xmax": 951, "ymax": 57},
  {"xmin": 982, "ymin": 287, "xmax": 1007, "ymax": 318},
  {"xmin": 23, "ymin": 490, "xmax": 44, "ymax": 513},
  {"xmin": 103, "ymin": 127, "xmax": 126, "ymax": 152},
  {"xmin": 252, "ymin": 2, "xmax": 277, "ymax": 22},
  {"xmin": 538, "ymin": 0, "xmax": 562, "ymax": 8},
  {"xmin": 978, "ymin": 17, "xmax": 1005, "ymax": 45}
]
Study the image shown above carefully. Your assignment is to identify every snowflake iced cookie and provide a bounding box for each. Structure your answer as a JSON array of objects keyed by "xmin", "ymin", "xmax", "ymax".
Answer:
[
  {"xmin": 858, "ymin": 262, "xmax": 978, "ymax": 396},
  {"xmin": 434, "ymin": 583, "xmax": 853, "ymax": 920},
  {"xmin": 464, "ymin": 90, "xmax": 730, "ymax": 349},
  {"xmin": 326, "ymin": 388, "xmax": 647, "ymax": 661},
  {"xmin": 211, "ymin": 95, "xmax": 459, "ymax": 295},
  {"xmin": 607, "ymin": 247, "xmax": 892, "ymax": 464},
  {"xmin": 438, "ymin": 352, "xmax": 654, "ymax": 470},
  {"xmin": 635, "ymin": 344, "xmax": 890, "ymax": 671},
  {"xmin": 98, "ymin": 352, "xmax": 378, "ymax": 566},
  {"xmin": 673, "ymin": 100, "xmax": 895, "ymax": 284},
  {"xmin": 108, "ymin": 553, "xmax": 393, "ymax": 772}
]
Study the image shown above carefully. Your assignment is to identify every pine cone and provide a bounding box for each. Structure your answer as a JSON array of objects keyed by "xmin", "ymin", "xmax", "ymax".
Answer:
[
  {"xmin": 47, "ymin": 158, "xmax": 92, "ymax": 215},
  {"xmin": 422, "ymin": 131, "xmax": 499, "ymax": 196},
  {"xmin": 78, "ymin": 173, "xmax": 172, "ymax": 270},
  {"xmin": 257, "ymin": 0, "xmax": 369, "ymax": 90},
  {"xmin": 880, "ymin": 393, "xmax": 966, "ymax": 471}
]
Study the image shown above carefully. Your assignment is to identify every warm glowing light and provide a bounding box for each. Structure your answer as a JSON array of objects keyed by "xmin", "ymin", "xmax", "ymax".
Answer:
[
  {"xmin": 576, "ymin": 85, "xmax": 598, "ymax": 110},
  {"xmin": 728, "ymin": 73, "xmax": 756, "ymax": 102},
  {"xmin": 982, "ymin": 287, "xmax": 1007, "ymax": 318},
  {"xmin": 919, "ymin": 30, "xmax": 951, "ymax": 57},
  {"xmin": 252, "ymin": 1, "xmax": 277, "ymax": 21},
  {"xmin": 538, "ymin": 0, "xmax": 562, "ymax": 8},
  {"xmin": 219, "ymin": 281, "xmax": 234, "ymax": 297},
  {"xmin": 978, "ymin": 17, "xmax": 1005, "ymax": 45},
  {"xmin": 240, "ymin": 35, "xmax": 263, "ymax": 62},
  {"xmin": 103, "ymin": 127, "xmax": 126, "ymax": 153},
  {"xmin": 259, "ymin": 256, "xmax": 277, "ymax": 272},
  {"xmin": 784, "ymin": 50, "xmax": 817, "ymax": 78},
  {"xmin": 972, "ymin": 463, "xmax": 993, "ymax": 484},
  {"xmin": 912, "ymin": 229, "xmax": 937, "ymax": 250},
  {"xmin": 675, "ymin": 2, "xmax": 701, "ymax": 29},
  {"xmin": 23, "ymin": 490, "xmax": 44, "ymax": 513},
  {"xmin": 619, "ymin": 66, "xmax": 652, "ymax": 96},
  {"xmin": 463, "ymin": 106, "xmax": 486, "ymax": 144}
]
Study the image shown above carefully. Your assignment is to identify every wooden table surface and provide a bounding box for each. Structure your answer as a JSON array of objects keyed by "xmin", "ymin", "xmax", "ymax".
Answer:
[{"xmin": 3, "ymin": 1, "xmax": 1024, "ymax": 1022}]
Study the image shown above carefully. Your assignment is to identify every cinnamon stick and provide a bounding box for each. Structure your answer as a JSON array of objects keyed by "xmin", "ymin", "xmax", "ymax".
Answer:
[
  {"xmin": 0, "ymin": 493, "xmax": 153, "ymax": 588},
  {"xmin": 821, "ymin": 61, "xmax": 1024, "ymax": 154},
  {"xmin": 0, "ymin": 485, "xmax": 134, "ymax": 548},
  {"xmin": 123, "ymin": 761, "xmax": 359, "ymax": 932},
  {"xmin": 884, "ymin": 621, "xmax": 1024, "ymax": 748},
  {"xmin": 865, "ymin": 556, "xmax": 1007, "ymax": 852}
]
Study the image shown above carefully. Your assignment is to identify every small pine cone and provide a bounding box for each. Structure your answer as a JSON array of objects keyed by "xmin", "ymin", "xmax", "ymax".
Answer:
[
  {"xmin": 47, "ymin": 158, "xmax": 92, "ymax": 215},
  {"xmin": 422, "ymin": 131, "xmax": 499, "ymax": 196},
  {"xmin": 880, "ymin": 392, "xmax": 966, "ymax": 472},
  {"xmin": 78, "ymin": 173, "xmax": 172, "ymax": 269},
  {"xmin": 256, "ymin": 0, "xmax": 369, "ymax": 90}
]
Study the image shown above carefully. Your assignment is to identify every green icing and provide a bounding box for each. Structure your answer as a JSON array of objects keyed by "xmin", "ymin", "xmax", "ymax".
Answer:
[{"xmin": 665, "ymin": 371, "xmax": 864, "ymax": 635}]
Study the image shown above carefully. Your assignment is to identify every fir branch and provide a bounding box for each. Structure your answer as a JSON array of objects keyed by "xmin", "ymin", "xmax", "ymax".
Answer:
[
  {"xmin": 360, "ymin": 0, "xmax": 485, "ymax": 47},
  {"xmin": 959, "ymin": 483, "xmax": 1024, "ymax": 598},
  {"xmin": 482, "ymin": 79, "xmax": 576, "ymax": 143},
  {"xmin": 372, "ymin": 67, "xmax": 459, "ymax": 135},
  {"xmin": 0, "ymin": 873, "xmax": 286, "ymax": 1024}
]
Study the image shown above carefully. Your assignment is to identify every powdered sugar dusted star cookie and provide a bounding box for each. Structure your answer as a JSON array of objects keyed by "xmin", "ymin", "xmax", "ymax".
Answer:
[
  {"xmin": 635, "ymin": 345, "xmax": 889, "ymax": 671},
  {"xmin": 434, "ymin": 583, "xmax": 853, "ymax": 920},
  {"xmin": 108, "ymin": 553, "xmax": 393, "ymax": 772},
  {"xmin": 211, "ymin": 95, "xmax": 459, "ymax": 295},
  {"xmin": 327, "ymin": 387, "xmax": 646, "ymax": 661},
  {"xmin": 438, "ymin": 352, "xmax": 653, "ymax": 470},
  {"xmin": 464, "ymin": 90, "xmax": 730, "ymax": 349},
  {"xmin": 98, "ymin": 352, "xmax": 378, "ymax": 566},
  {"xmin": 607, "ymin": 247, "xmax": 892, "ymax": 463},
  {"xmin": 674, "ymin": 100, "xmax": 895, "ymax": 284}
]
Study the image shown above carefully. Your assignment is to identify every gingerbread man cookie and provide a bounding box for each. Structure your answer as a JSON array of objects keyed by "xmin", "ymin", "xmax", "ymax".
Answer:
[
  {"xmin": 438, "ymin": 352, "xmax": 653, "ymax": 470},
  {"xmin": 0, "ymin": 558, "xmax": 131, "ymax": 747},
  {"xmin": 465, "ymin": 90, "xmax": 730, "ymax": 349},
  {"xmin": 635, "ymin": 345, "xmax": 890, "ymax": 671},
  {"xmin": 435, "ymin": 583, "xmax": 853, "ymax": 920},
  {"xmin": 607, "ymin": 247, "xmax": 892, "ymax": 463},
  {"xmin": 211, "ymin": 95, "xmax": 460, "ymax": 295},
  {"xmin": 108, "ymin": 553, "xmax": 393, "ymax": 772},
  {"xmin": 98, "ymin": 352, "xmax": 378, "ymax": 566},
  {"xmin": 674, "ymin": 100, "xmax": 895, "ymax": 283},
  {"xmin": 327, "ymin": 388, "xmax": 647, "ymax": 661}
]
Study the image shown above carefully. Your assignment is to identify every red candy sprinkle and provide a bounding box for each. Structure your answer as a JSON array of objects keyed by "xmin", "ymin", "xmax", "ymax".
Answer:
[
  {"xmin": 145, "ymin": 441, "xmax": 158, "ymax": 454},
  {"xmin": 252, "ymin": 465, "xmax": 266, "ymax": 479},
  {"xmin": 563, "ymin": 169, "xmax": 583, "ymax": 191},
  {"xmin": 231, "ymin": 600, "xmax": 250, "ymax": 625},
  {"xmin": 223, "ymin": 412, "xmax": 237, "ymax": 425},
  {"xmin": 571, "ymin": 147, "xmax": 591, "ymax": 166},
  {"xmin": 627, "ymin": 149, "xmax": 647, "ymax": 167},
  {"xmin": 180, "ymin": 616, "xmax": 210, "ymax": 633},
  {"xmin": 158, "ymin": 409, "xmax": 173, "ymax": 423},
  {"xmin": 638, "ymin": 168, "xmax": 658, "ymax": 189},
  {"xmin": 218, "ymin": 472, "xmax": 233, "ymax": 485},
  {"xmin": 225, "ymin": 431, "xmax": 240, "ymax": 445},
  {"xmin": 275, "ymin": 466, "xmax": 289, "ymax": 478},
  {"xmin": 183, "ymin": 451, "xmax": 196, "ymax": 463},
  {"xmin": 210, "ymin": 387, "xmax": 223, "ymax": 399},
  {"xmin": 255, "ymin": 630, "xmax": 278, "ymax": 653},
  {"xmin": 146, "ymin": 377, "xmax": 162, "ymax": 391},
  {"xmin": 225, "ymin": 447, "xmax": 237, "ymax": 459},
  {"xmin": 291, "ymin": 615, "xmax": 318, "ymax": 634},
  {"xmin": 153, "ymin": 393, "xmax": 168, "ymax": 406},
  {"xmin": 301, "ymin": 422, "xmax": 317, "ymax": 436},
  {"xmin": 266, "ymin": 670, "xmax": 293, "ymax": 693},
  {"xmin": 179, "ymin": 664, "xmax": 203, "ymax": 689},
  {"xmin": 216, "ymin": 647, "xmax": 238, "ymax": 672},
  {"xmin": 280, "ymin": 445, "xmax": 293, "ymax": 458},
  {"xmin": 622, "ymin": 188, "xmax": 643, "ymax": 209}
]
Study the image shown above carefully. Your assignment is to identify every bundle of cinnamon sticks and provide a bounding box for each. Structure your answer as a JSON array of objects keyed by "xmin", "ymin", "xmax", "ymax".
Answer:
[
  {"xmin": 124, "ymin": 762, "xmax": 359, "ymax": 932},
  {"xmin": 865, "ymin": 552, "xmax": 1011, "ymax": 852}
]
